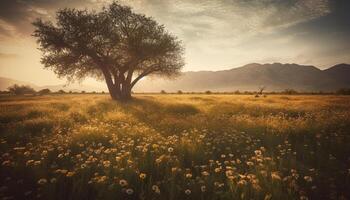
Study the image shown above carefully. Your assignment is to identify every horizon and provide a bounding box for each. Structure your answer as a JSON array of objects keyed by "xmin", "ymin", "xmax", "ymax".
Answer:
[
  {"xmin": 0, "ymin": 62, "xmax": 348, "ymax": 88},
  {"xmin": 1, "ymin": 0, "xmax": 350, "ymax": 85}
]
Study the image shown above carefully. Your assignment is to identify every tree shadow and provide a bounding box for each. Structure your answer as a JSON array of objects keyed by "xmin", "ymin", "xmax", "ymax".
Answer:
[{"xmin": 117, "ymin": 97, "xmax": 200, "ymax": 135}]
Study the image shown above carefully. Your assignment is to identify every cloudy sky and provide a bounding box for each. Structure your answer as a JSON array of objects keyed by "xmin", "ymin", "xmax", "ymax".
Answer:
[{"xmin": 0, "ymin": 0, "xmax": 349, "ymax": 85}]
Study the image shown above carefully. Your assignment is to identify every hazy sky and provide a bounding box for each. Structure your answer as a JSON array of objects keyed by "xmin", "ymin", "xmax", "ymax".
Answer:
[{"xmin": 0, "ymin": 0, "xmax": 349, "ymax": 85}]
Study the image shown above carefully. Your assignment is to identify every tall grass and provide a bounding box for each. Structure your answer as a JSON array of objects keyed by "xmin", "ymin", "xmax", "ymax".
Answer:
[{"xmin": 0, "ymin": 94, "xmax": 349, "ymax": 199}]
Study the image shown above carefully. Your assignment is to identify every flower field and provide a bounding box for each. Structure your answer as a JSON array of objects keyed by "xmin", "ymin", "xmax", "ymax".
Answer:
[{"xmin": 0, "ymin": 94, "xmax": 350, "ymax": 200}]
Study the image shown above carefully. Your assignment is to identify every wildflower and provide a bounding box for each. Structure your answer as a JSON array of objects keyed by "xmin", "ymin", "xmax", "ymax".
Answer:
[
  {"xmin": 246, "ymin": 161, "xmax": 254, "ymax": 166},
  {"xmin": 125, "ymin": 188, "xmax": 134, "ymax": 195},
  {"xmin": 119, "ymin": 179, "xmax": 128, "ymax": 187},
  {"xmin": 139, "ymin": 173, "xmax": 147, "ymax": 180},
  {"xmin": 252, "ymin": 183, "xmax": 262, "ymax": 191},
  {"xmin": 152, "ymin": 185, "xmax": 160, "ymax": 194},
  {"xmin": 264, "ymin": 194, "xmax": 272, "ymax": 200},
  {"xmin": 66, "ymin": 172, "xmax": 75, "ymax": 177},
  {"xmin": 38, "ymin": 178, "xmax": 47, "ymax": 185},
  {"xmin": 225, "ymin": 170, "xmax": 234, "ymax": 177},
  {"xmin": 214, "ymin": 182, "xmax": 225, "ymax": 187},
  {"xmin": 50, "ymin": 178, "xmax": 57, "ymax": 183},
  {"xmin": 2, "ymin": 160, "xmax": 11, "ymax": 166},
  {"xmin": 201, "ymin": 171, "xmax": 210, "ymax": 176},
  {"xmin": 214, "ymin": 167, "xmax": 221, "ymax": 173},
  {"xmin": 184, "ymin": 189, "xmax": 191, "ymax": 195},
  {"xmin": 271, "ymin": 172, "xmax": 281, "ymax": 181},
  {"xmin": 185, "ymin": 173, "xmax": 192, "ymax": 178},
  {"xmin": 26, "ymin": 160, "xmax": 34, "ymax": 166},
  {"xmin": 238, "ymin": 179, "xmax": 247, "ymax": 186},
  {"xmin": 97, "ymin": 176, "xmax": 107, "ymax": 183},
  {"xmin": 34, "ymin": 160, "xmax": 41, "ymax": 166},
  {"xmin": 41, "ymin": 150, "xmax": 48, "ymax": 156},
  {"xmin": 260, "ymin": 170, "xmax": 268, "ymax": 177},
  {"xmin": 200, "ymin": 185, "xmax": 206, "ymax": 192},
  {"xmin": 254, "ymin": 150, "xmax": 262, "ymax": 156},
  {"xmin": 168, "ymin": 147, "xmax": 174, "ymax": 153},
  {"xmin": 103, "ymin": 160, "xmax": 111, "ymax": 168},
  {"xmin": 171, "ymin": 167, "xmax": 177, "ymax": 173},
  {"xmin": 304, "ymin": 176, "xmax": 313, "ymax": 182}
]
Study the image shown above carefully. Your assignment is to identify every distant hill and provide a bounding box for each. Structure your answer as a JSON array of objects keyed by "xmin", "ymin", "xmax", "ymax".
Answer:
[
  {"xmin": 1, "ymin": 63, "xmax": 350, "ymax": 92},
  {"xmin": 134, "ymin": 63, "xmax": 350, "ymax": 92},
  {"xmin": 0, "ymin": 77, "xmax": 104, "ymax": 92},
  {"xmin": 0, "ymin": 77, "xmax": 38, "ymax": 91}
]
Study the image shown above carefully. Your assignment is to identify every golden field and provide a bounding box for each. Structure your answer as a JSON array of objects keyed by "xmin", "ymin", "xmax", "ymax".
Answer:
[{"xmin": 0, "ymin": 94, "xmax": 350, "ymax": 200}]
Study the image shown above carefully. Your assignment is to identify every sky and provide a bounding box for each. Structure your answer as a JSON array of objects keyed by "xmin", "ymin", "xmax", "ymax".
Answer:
[{"xmin": 0, "ymin": 0, "xmax": 349, "ymax": 85}]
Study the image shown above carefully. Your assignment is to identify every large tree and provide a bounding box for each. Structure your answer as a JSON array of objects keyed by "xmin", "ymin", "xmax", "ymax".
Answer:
[{"xmin": 33, "ymin": 2, "xmax": 184, "ymax": 101}]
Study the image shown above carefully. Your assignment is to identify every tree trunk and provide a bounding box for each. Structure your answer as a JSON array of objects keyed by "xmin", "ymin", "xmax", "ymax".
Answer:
[
  {"xmin": 105, "ymin": 81, "xmax": 132, "ymax": 102},
  {"xmin": 101, "ymin": 67, "xmax": 133, "ymax": 102},
  {"xmin": 120, "ymin": 82, "xmax": 132, "ymax": 101}
]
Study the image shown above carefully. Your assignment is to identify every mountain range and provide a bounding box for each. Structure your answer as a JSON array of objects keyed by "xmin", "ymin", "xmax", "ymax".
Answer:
[
  {"xmin": 1, "ymin": 63, "xmax": 350, "ymax": 92},
  {"xmin": 135, "ymin": 63, "xmax": 350, "ymax": 92}
]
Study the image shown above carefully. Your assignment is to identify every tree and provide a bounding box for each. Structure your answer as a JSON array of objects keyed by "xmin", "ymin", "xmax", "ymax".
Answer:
[
  {"xmin": 58, "ymin": 89, "xmax": 66, "ymax": 94},
  {"xmin": 32, "ymin": 2, "xmax": 184, "ymax": 101},
  {"xmin": 8, "ymin": 84, "xmax": 36, "ymax": 95},
  {"xmin": 336, "ymin": 88, "xmax": 350, "ymax": 95},
  {"xmin": 38, "ymin": 88, "xmax": 51, "ymax": 95},
  {"xmin": 258, "ymin": 86, "xmax": 265, "ymax": 95},
  {"xmin": 283, "ymin": 89, "xmax": 298, "ymax": 95}
]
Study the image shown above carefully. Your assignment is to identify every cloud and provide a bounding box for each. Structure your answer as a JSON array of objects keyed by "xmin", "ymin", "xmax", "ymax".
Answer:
[
  {"xmin": 0, "ymin": 0, "xmax": 95, "ymax": 38},
  {"xmin": 0, "ymin": 0, "xmax": 342, "ymax": 71},
  {"xmin": 0, "ymin": 0, "xmax": 331, "ymax": 39},
  {"xmin": 118, "ymin": 0, "xmax": 331, "ymax": 41}
]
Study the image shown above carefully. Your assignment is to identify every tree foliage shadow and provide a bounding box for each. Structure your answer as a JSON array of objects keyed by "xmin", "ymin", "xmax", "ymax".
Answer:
[{"xmin": 116, "ymin": 97, "xmax": 200, "ymax": 135}]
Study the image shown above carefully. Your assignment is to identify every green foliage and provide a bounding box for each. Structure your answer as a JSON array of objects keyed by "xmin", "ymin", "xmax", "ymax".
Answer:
[
  {"xmin": 38, "ymin": 88, "xmax": 51, "ymax": 95},
  {"xmin": 7, "ymin": 84, "xmax": 36, "ymax": 95}
]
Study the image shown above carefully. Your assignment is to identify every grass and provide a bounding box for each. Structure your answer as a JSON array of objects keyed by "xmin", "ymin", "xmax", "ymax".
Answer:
[{"xmin": 0, "ymin": 94, "xmax": 350, "ymax": 199}]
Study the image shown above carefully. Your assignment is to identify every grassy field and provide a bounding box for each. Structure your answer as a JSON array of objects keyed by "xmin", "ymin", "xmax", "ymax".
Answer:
[{"xmin": 0, "ymin": 94, "xmax": 350, "ymax": 200}]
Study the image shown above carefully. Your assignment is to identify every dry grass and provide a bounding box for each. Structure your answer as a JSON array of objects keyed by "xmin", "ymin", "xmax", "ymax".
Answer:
[{"xmin": 0, "ymin": 94, "xmax": 350, "ymax": 199}]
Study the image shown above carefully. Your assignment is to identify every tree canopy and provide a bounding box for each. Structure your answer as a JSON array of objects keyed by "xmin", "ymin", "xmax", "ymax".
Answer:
[
  {"xmin": 8, "ymin": 85, "xmax": 36, "ymax": 95},
  {"xmin": 33, "ymin": 1, "xmax": 184, "ymax": 101}
]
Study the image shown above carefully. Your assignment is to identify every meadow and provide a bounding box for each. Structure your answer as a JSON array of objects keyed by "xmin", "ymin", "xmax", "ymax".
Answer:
[{"xmin": 0, "ymin": 94, "xmax": 349, "ymax": 200}]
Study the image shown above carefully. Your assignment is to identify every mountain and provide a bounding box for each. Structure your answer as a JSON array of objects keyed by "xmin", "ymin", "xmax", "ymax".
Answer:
[
  {"xmin": 323, "ymin": 63, "xmax": 350, "ymax": 87},
  {"xmin": 134, "ymin": 63, "xmax": 350, "ymax": 92},
  {"xmin": 0, "ymin": 77, "xmax": 38, "ymax": 91},
  {"xmin": 1, "ymin": 63, "xmax": 350, "ymax": 92}
]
